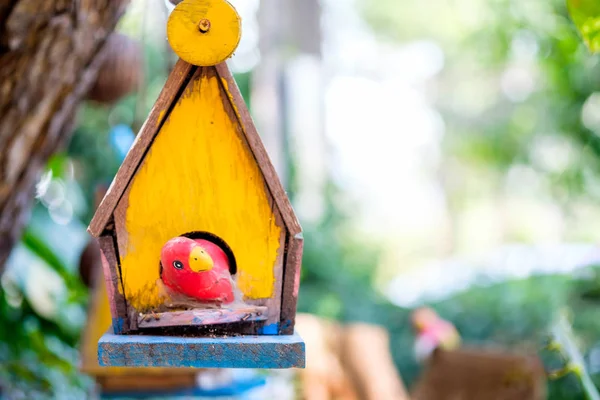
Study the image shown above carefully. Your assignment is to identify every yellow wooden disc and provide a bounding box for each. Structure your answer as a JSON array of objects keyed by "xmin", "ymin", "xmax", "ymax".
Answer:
[{"xmin": 167, "ymin": 0, "xmax": 241, "ymax": 66}]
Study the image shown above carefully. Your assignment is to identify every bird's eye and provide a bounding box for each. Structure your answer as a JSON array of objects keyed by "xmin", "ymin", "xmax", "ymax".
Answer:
[{"xmin": 173, "ymin": 260, "xmax": 184, "ymax": 270}]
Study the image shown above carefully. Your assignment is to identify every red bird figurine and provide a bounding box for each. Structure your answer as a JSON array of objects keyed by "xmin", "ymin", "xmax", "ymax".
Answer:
[{"xmin": 160, "ymin": 236, "xmax": 235, "ymax": 304}]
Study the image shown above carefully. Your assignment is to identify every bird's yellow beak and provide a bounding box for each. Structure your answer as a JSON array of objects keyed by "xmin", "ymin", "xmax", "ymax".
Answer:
[{"xmin": 189, "ymin": 246, "xmax": 214, "ymax": 272}]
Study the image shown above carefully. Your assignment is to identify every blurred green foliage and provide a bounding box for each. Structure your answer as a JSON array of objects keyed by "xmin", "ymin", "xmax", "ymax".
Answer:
[
  {"xmin": 1, "ymin": 197, "xmax": 91, "ymax": 397},
  {"xmin": 362, "ymin": 0, "xmax": 600, "ymax": 209},
  {"xmin": 352, "ymin": 0, "xmax": 600, "ymax": 397},
  {"xmin": 298, "ymin": 189, "xmax": 600, "ymax": 399},
  {"xmin": 568, "ymin": 0, "xmax": 600, "ymax": 53}
]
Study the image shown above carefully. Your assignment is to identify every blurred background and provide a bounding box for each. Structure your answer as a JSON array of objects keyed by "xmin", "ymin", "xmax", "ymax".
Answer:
[{"xmin": 3, "ymin": 0, "xmax": 600, "ymax": 398}]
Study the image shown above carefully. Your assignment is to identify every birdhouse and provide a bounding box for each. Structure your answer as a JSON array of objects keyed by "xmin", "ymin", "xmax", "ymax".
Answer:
[{"xmin": 88, "ymin": 0, "xmax": 304, "ymax": 369}]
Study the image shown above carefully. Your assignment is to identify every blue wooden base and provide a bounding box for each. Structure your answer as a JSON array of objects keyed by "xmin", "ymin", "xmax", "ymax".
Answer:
[{"xmin": 98, "ymin": 328, "xmax": 305, "ymax": 369}]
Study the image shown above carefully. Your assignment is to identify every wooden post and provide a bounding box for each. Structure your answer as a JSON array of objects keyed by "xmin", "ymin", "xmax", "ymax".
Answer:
[
  {"xmin": 341, "ymin": 323, "xmax": 411, "ymax": 400},
  {"xmin": 412, "ymin": 348, "xmax": 547, "ymax": 400}
]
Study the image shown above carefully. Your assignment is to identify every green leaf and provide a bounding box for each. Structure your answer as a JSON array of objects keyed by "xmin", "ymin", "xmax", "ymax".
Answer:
[
  {"xmin": 45, "ymin": 154, "xmax": 68, "ymax": 179},
  {"xmin": 568, "ymin": 0, "xmax": 600, "ymax": 52}
]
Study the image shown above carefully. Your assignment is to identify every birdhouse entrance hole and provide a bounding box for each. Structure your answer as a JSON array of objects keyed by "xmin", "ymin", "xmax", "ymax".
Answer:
[
  {"xmin": 138, "ymin": 231, "xmax": 269, "ymax": 330},
  {"xmin": 179, "ymin": 231, "xmax": 237, "ymax": 275}
]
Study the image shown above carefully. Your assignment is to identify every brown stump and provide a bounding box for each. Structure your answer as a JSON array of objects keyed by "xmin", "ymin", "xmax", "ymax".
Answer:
[{"xmin": 412, "ymin": 348, "xmax": 547, "ymax": 400}]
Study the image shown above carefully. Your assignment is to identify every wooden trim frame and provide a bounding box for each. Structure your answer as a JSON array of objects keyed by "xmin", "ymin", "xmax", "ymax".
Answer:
[
  {"xmin": 280, "ymin": 233, "xmax": 303, "ymax": 334},
  {"xmin": 87, "ymin": 60, "xmax": 303, "ymax": 336},
  {"xmin": 98, "ymin": 234, "xmax": 130, "ymax": 334}
]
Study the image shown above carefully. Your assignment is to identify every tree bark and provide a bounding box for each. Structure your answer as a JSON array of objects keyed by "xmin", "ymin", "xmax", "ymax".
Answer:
[{"xmin": 0, "ymin": 0, "xmax": 128, "ymax": 271}]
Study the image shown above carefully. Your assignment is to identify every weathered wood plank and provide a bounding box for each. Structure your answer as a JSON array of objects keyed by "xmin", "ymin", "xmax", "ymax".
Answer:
[
  {"xmin": 98, "ymin": 234, "xmax": 129, "ymax": 334},
  {"xmin": 280, "ymin": 233, "xmax": 303, "ymax": 334},
  {"xmin": 98, "ymin": 329, "xmax": 305, "ymax": 369},
  {"xmin": 251, "ymin": 201, "xmax": 285, "ymax": 332},
  {"xmin": 137, "ymin": 305, "xmax": 268, "ymax": 329}
]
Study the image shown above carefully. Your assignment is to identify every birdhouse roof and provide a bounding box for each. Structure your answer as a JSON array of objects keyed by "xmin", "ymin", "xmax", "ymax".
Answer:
[{"xmin": 88, "ymin": 61, "xmax": 301, "ymax": 238}]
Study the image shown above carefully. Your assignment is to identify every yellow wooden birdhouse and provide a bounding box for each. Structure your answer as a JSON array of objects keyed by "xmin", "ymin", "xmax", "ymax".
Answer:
[{"xmin": 88, "ymin": 0, "xmax": 304, "ymax": 369}]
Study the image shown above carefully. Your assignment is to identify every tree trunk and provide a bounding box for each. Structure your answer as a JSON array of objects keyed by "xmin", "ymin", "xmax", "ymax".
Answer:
[{"xmin": 0, "ymin": 0, "xmax": 128, "ymax": 272}]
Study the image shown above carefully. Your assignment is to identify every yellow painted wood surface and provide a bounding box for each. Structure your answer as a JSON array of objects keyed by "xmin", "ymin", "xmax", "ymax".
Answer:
[
  {"xmin": 116, "ymin": 67, "xmax": 282, "ymax": 311},
  {"xmin": 167, "ymin": 0, "xmax": 241, "ymax": 66}
]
